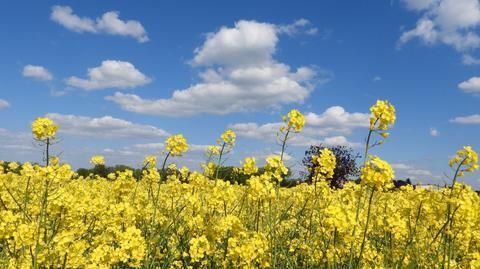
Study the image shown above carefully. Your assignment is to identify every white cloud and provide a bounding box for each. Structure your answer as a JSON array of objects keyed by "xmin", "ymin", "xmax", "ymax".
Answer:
[
  {"xmin": 429, "ymin": 127, "xmax": 439, "ymax": 136},
  {"xmin": 0, "ymin": 99, "xmax": 10, "ymax": 109},
  {"xmin": 107, "ymin": 20, "xmax": 327, "ymax": 116},
  {"xmin": 304, "ymin": 106, "xmax": 370, "ymax": 134},
  {"xmin": 458, "ymin": 76, "xmax": 480, "ymax": 94},
  {"xmin": 391, "ymin": 162, "xmax": 433, "ymax": 179},
  {"xmin": 229, "ymin": 106, "xmax": 366, "ymax": 149},
  {"xmin": 66, "ymin": 60, "xmax": 151, "ymax": 90},
  {"xmin": 276, "ymin": 18, "xmax": 319, "ymax": 36},
  {"xmin": 399, "ymin": 0, "xmax": 480, "ymax": 51},
  {"xmin": 51, "ymin": 5, "xmax": 148, "ymax": 43},
  {"xmin": 372, "ymin": 76, "xmax": 382, "ymax": 82},
  {"xmin": 450, "ymin": 114, "xmax": 480, "ymax": 124},
  {"xmin": 462, "ymin": 54, "xmax": 480, "ymax": 65},
  {"xmin": 22, "ymin": 65, "xmax": 53, "ymax": 81},
  {"xmin": 45, "ymin": 113, "xmax": 170, "ymax": 138}
]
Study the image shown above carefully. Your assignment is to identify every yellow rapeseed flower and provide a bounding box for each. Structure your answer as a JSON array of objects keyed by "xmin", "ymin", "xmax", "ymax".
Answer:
[
  {"xmin": 282, "ymin": 109, "xmax": 305, "ymax": 133},
  {"xmin": 361, "ymin": 155, "xmax": 394, "ymax": 189},
  {"xmin": 370, "ymin": 100, "xmax": 396, "ymax": 131},
  {"xmin": 165, "ymin": 134, "xmax": 189, "ymax": 156},
  {"xmin": 449, "ymin": 146, "xmax": 479, "ymax": 176},
  {"xmin": 90, "ymin": 155, "xmax": 105, "ymax": 166},
  {"xmin": 31, "ymin": 117, "xmax": 58, "ymax": 140}
]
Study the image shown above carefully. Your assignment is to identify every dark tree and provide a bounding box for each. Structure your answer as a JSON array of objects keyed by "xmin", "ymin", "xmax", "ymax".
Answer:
[{"xmin": 302, "ymin": 144, "xmax": 360, "ymax": 189}]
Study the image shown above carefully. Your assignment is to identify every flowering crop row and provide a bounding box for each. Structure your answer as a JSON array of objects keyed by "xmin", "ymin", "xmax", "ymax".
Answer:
[{"xmin": 0, "ymin": 101, "xmax": 479, "ymax": 268}]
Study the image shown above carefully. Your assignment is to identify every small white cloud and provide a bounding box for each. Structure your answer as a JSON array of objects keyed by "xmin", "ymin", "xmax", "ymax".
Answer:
[
  {"xmin": 276, "ymin": 19, "xmax": 318, "ymax": 36},
  {"xmin": 391, "ymin": 162, "xmax": 433, "ymax": 179},
  {"xmin": 66, "ymin": 60, "xmax": 151, "ymax": 90},
  {"xmin": 22, "ymin": 65, "xmax": 53, "ymax": 81},
  {"xmin": 45, "ymin": 113, "xmax": 170, "ymax": 138},
  {"xmin": 0, "ymin": 99, "xmax": 10, "ymax": 109},
  {"xmin": 450, "ymin": 114, "xmax": 480, "ymax": 124},
  {"xmin": 462, "ymin": 54, "xmax": 480, "ymax": 65},
  {"xmin": 458, "ymin": 76, "xmax": 480, "ymax": 94},
  {"xmin": 372, "ymin": 76, "xmax": 382, "ymax": 82},
  {"xmin": 51, "ymin": 5, "xmax": 148, "ymax": 43},
  {"xmin": 429, "ymin": 127, "xmax": 439, "ymax": 136}
]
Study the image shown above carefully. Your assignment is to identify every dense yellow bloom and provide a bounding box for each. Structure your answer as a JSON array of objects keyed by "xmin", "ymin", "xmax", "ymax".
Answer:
[
  {"xmin": 3, "ymin": 102, "xmax": 480, "ymax": 268},
  {"xmin": 265, "ymin": 155, "xmax": 289, "ymax": 182},
  {"xmin": 90, "ymin": 155, "xmax": 105, "ymax": 166},
  {"xmin": 361, "ymin": 155, "xmax": 394, "ymax": 189},
  {"xmin": 143, "ymin": 155, "xmax": 157, "ymax": 168},
  {"xmin": 282, "ymin": 109, "xmax": 305, "ymax": 133},
  {"xmin": 312, "ymin": 148, "xmax": 336, "ymax": 181},
  {"xmin": 449, "ymin": 146, "xmax": 479, "ymax": 177},
  {"xmin": 31, "ymin": 117, "xmax": 58, "ymax": 140},
  {"xmin": 240, "ymin": 157, "xmax": 258, "ymax": 175},
  {"xmin": 370, "ymin": 100, "xmax": 396, "ymax": 131},
  {"xmin": 220, "ymin": 129, "xmax": 236, "ymax": 146},
  {"xmin": 165, "ymin": 134, "xmax": 189, "ymax": 156},
  {"xmin": 206, "ymin": 145, "xmax": 220, "ymax": 156}
]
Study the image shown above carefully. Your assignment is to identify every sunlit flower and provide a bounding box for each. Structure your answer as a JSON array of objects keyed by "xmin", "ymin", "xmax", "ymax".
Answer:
[
  {"xmin": 165, "ymin": 134, "xmax": 189, "ymax": 156},
  {"xmin": 31, "ymin": 117, "xmax": 58, "ymax": 140},
  {"xmin": 90, "ymin": 155, "xmax": 105, "ymax": 166}
]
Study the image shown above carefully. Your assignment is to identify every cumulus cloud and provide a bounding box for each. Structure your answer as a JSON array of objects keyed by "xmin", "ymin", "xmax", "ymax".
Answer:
[
  {"xmin": 66, "ymin": 60, "xmax": 151, "ymax": 90},
  {"xmin": 450, "ymin": 114, "xmax": 480, "ymax": 124},
  {"xmin": 429, "ymin": 127, "xmax": 439, "ymax": 136},
  {"xmin": 458, "ymin": 76, "xmax": 480, "ymax": 94},
  {"xmin": 0, "ymin": 99, "xmax": 10, "ymax": 109},
  {"xmin": 45, "ymin": 113, "xmax": 170, "ymax": 138},
  {"xmin": 22, "ymin": 65, "xmax": 53, "ymax": 81},
  {"xmin": 229, "ymin": 106, "xmax": 366, "ymax": 149},
  {"xmin": 50, "ymin": 5, "xmax": 148, "ymax": 43},
  {"xmin": 399, "ymin": 0, "xmax": 480, "ymax": 52},
  {"xmin": 391, "ymin": 163, "xmax": 434, "ymax": 180},
  {"xmin": 107, "ymin": 20, "xmax": 329, "ymax": 116}
]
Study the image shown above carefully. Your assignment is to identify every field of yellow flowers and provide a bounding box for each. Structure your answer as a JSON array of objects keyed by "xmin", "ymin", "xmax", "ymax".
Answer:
[{"xmin": 1, "ymin": 100, "xmax": 479, "ymax": 269}]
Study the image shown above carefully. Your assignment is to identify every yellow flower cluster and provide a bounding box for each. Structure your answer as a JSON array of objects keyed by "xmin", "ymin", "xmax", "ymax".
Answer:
[
  {"xmin": 220, "ymin": 129, "xmax": 236, "ymax": 146},
  {"xmin": 265, "ymin": 155, "xmax": 289, "ymax": 182},
  {"xmin": 1, "ymin": 100, "xmax": 479, "ymax": 268},
  {"xmin": 206, "ymin": 145, "xmax": 220, "ymax": 156},
  {"xmin": 360, "ymin": 155, "xmax": 394, "ymax": 189},
  {"xmin": 90, "ymin": 155, "xmax": 105, "ymax": 166},
  {"xmin": 165, "ymin": 134, "xmax": 189, "ymax": 156},
  {"xmin": 31, "ymin": 117, "xmax": 58, "ymax": 140},
  {"xmin": 143, "ymin": 155, "xmax": 157, "ymax": 168},
  {"xmin": 370, "ymin": 100, "xmax": 396, "ymax": 131},
  {"xmin": 311, "ymin": 148, "xmax": 336, "ymax": 181},
  {"xmin": 240, "ymin": 157, "xmax": 258, "ymax": 175},
  {"xmin": 449, "ymin": 145, "xmax": 479, "ymax": 177},
  {"xmin": 282, "ymin": 109, "xmax": 305, "ymax": 133},
  {"xmin": 1, "ymin": 161, "xmax": 479, "ymax": 268}
]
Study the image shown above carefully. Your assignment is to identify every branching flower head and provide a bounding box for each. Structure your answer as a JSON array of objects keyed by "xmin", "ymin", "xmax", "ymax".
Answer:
[
  {"xmin": 220, "ymin": 129, "xmax": 236, "ymax": 146},
  {"xmin": 312, "ymin": 148, "xmax": 336, "ymax": 181},
  {"xmin": 370, "ymin": 100, "xmax": 396, "ymax": 131},
  {"xmin": 265, "ymin": 155, "xmax": 289, "ymax": 182},
  {"xmin": 165, "ymin": 134, "xmax": 189, "ymax": 156},
  {"xmin": 361, "ymin": 155, "xmax": 394, "ymax": 189},
  {"xmin": 32, "ymin": 117, "xmax": 58, "ymax": 140},
  {"xmin": 206, "ymin": 145, "xmax": 220, "ymax": 156},
  {"xmin": 449, "ymin": 146, "xmax": 479, "ymax": 177},
  {"xmin": 282, "ymin": 109, "xmax": 305, "ymax": 133},
  {"xmin": 90, "ymin": 155, "xmax": 105, "ymax": 166},
  {"xmin": 240, "ymin": 157, "xmax": 258, "ymax": 175},
  {"xmin": 143, "ymin": 155, "xmax": 157, "ymax": 168}
]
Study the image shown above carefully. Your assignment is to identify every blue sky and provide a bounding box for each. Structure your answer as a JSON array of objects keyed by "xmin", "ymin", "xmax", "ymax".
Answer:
[{"xmin": 0, "ymin": 0, "xmax": 479, "ymax": 188}]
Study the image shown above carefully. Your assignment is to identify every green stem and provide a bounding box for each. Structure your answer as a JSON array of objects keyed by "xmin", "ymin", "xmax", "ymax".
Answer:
[{"xmin": 357, "ymin": 188, "xmax": 375, "ymax": 267}]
